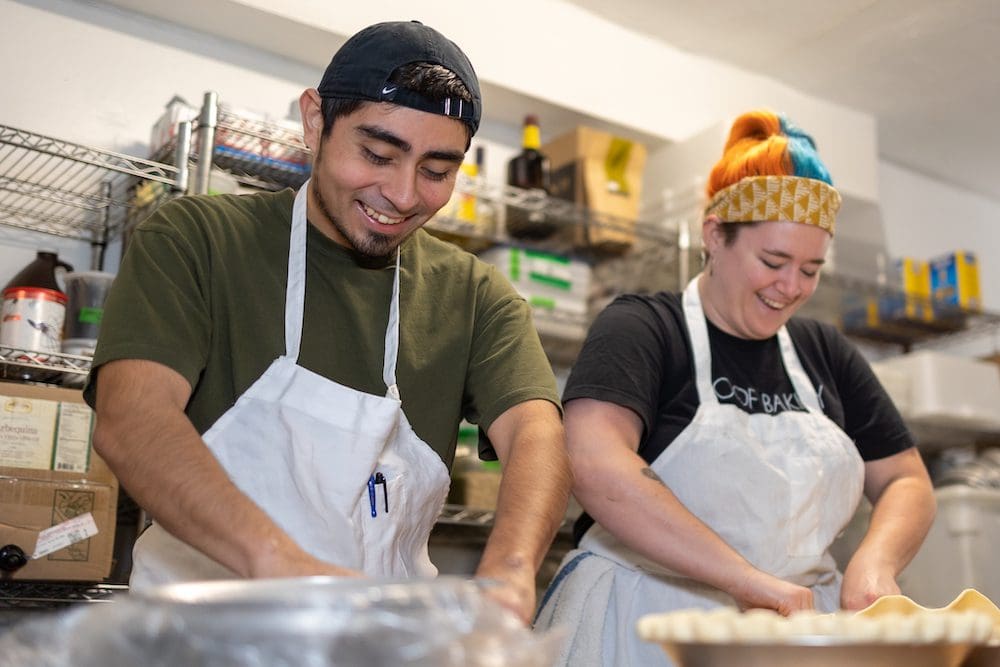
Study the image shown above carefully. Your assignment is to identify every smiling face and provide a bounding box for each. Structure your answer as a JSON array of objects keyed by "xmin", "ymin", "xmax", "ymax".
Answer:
[
  {"xmin": 299, "ymin": 90, "xmax": 468, "ymax": 259},
  {"xmin": 699, "ymin": 217, "xmax": 831, "ymax": 339}
]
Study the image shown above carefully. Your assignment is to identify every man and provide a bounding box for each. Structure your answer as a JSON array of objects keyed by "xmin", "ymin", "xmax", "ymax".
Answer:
[{"xmin": 86, "ymin": 20, "xmax": 570, "ymax": 623}]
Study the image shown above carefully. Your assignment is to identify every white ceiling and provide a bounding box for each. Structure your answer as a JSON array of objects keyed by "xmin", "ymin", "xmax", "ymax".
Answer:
[{"xmin": 565, "ymin": 0, "xmax": 1000, "ymax": 204}]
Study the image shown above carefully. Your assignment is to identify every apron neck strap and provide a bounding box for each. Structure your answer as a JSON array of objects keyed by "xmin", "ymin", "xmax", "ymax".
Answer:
[
  {"xmin": 682, "ymin": 276, "xmax": 718, "ymax": 404},
  {"xmin": 382, "ymin": 247, "xmax": 401, "ymax": 398},
  {"xmin": 284, "ymin": 183, "xmax": 309, "ymax": 360},
  {"xmin": 777, "ymin": 327, "xmax": 823, "ymax": 412}
]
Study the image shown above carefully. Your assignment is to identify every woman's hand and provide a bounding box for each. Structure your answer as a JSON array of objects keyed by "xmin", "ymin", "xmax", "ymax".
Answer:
[
  {"xmin": 727, "ymin": 566, "xmax": 815, "ymax": 616},
  {"xmin": 839, "ymin": 555, "xmax": 900, "ymax": 610}
]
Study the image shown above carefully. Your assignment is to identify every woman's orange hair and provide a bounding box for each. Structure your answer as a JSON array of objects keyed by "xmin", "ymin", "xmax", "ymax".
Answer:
[{"xmin": 707, "ymin": 109, "xmax": 832, "ymax": 199}]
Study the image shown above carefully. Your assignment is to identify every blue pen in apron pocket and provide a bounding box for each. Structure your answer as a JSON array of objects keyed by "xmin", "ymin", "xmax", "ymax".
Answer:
[{"xmin": 368, "ymin": 472, "xmax": 389, "ymax": 517}]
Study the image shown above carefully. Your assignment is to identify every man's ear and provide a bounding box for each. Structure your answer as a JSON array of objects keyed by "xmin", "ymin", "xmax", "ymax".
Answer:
[{"xmin": 299, "ymin": 88, "xmax": 324, "ymax": 153}]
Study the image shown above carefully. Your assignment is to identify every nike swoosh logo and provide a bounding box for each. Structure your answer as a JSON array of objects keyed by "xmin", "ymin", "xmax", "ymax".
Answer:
[{"xmin": 381, "ymin": 85, "xmax": 397, "ymax": 96}]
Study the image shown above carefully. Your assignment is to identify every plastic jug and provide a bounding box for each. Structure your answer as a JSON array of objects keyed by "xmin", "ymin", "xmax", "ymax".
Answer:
[{"xmin": 4, "ymin": 250, "xmax": 74, "ymax": 293}]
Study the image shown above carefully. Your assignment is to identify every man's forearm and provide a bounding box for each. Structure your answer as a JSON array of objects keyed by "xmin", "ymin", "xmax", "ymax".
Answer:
[
  {"xmin": 481, "ymin": 420, "xmax": 571, "ymax": 572},
  {"xmin": 474, "ymin": 407, "xmax": 569, "ymax": 623}
]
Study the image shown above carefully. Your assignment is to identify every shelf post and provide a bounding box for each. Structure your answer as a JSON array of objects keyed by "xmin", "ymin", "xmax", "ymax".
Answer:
[
  {"xmin": 90, "ymin": 180, "xmax": 112, "ymax": 271},
  {"xmin": 193, "ymin": 91, "xmax": 219, "ymax": 195},
  {"xmin": 173, "ymin": 120, "xmax": 192, "ymax": 193}
]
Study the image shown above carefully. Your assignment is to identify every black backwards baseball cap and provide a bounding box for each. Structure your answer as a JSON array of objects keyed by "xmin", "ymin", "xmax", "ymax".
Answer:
[{"xmin": 317, "ymin": 20, "xmax": 481, "ymax": 136}]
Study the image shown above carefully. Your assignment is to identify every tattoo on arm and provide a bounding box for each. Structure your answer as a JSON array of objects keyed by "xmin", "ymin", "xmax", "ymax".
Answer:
[{"xmin": 641, "ymin": 467, "xmax": 666, "ymax": 486}]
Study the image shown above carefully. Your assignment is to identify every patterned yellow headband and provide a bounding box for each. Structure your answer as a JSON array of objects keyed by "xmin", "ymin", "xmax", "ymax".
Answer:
[{"xmin": 705, "ymin": 175, "xmax": 841, "ymax": 235}]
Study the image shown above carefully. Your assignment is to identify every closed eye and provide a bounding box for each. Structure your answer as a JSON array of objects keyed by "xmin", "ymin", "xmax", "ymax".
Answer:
[
  {"xmin": 363, "ymin": 147, "xmax": 391, "ymax": 166},
  {"xmin": 762, "ymin": 257, "xmax": 819, "ymax": 278},
  {"xmin": 422, "ymin": 167, "xmax": 451, "ymax": 182}
]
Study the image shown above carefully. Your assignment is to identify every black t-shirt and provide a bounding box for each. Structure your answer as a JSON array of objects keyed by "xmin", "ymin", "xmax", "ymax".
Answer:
[{"xmin": 565, "ymin": 291, "xmax": 914, "ymax": 544}]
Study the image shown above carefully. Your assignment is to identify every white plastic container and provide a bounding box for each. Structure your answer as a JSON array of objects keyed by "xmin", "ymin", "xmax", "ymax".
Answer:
[
  {"xmin": 899, "ymin": 485, "xmax": 1000, "ymax": 607},
  {"xmin": 868, "ymin": 360, "xmax": 912, "ymax": 417},
  {"xmin": 871, "ymin": 351, "xmax": 1000, "ymax": 431}
]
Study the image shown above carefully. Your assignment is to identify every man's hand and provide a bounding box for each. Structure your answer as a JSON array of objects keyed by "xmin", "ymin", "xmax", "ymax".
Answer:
[{"xmin": 476, "ymin": 556, "xmax": 538, "ymax": 625}]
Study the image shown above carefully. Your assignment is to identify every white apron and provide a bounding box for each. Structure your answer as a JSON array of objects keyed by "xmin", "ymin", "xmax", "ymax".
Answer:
[
  {"xmin": 130, "ymin": 182, "xmax": 451, "ymax": 589},
  {"xmin": 536, "ymin": 276, "xmax": 865, "ymax": 666}
]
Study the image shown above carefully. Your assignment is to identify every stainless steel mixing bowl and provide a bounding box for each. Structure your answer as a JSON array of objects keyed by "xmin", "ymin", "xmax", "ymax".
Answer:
[{"xmin": 657, "ymin": 636, "xmax": 975, "ymax": 667}]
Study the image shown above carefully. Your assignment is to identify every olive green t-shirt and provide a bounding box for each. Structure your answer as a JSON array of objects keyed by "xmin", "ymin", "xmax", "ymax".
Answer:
[{"xmin": 85, "ymin": 189, "xmax": 559, "ymax": 468}]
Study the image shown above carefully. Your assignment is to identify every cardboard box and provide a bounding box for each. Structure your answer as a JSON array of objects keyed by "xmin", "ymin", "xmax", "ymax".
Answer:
[
  {"xmin": 0, "ymin": 382, "xmax": 118, "ymax": 581},
  {"xmin": 479, "ymin": 246, "xmax": 591, "ymax": 301},
  {"xmin": 542, "ymin": 126, "xmax": 647, "ymax": 253},
  {"xmin": 479, "ymin": 246, "xmax": 592, "ymax": 341},
  {"xmin": 930, "ymin": 250, "xmax": 981, "ymax": 314},
  {"xmin": 881, "ymin": 257, "xmax": 933, "ymax": 323}
]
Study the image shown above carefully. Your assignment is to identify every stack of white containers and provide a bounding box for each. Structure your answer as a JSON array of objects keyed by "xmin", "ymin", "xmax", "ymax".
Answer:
[
  {"xmin": 478, "ymin": 246, "xmax": 591, "ymax": 342},
  {"xmin": 868, "ymin": 350, "xmax": 1000, "ymax": 607},
  {"xmin": 871, "ymin": 351, "xmax": 1000, "ymax": 431}
]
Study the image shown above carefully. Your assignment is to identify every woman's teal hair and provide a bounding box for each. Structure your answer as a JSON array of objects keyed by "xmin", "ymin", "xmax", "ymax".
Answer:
[{"xmin": 779, "ymin": 115, "xmax": 833, "ymax": 185}]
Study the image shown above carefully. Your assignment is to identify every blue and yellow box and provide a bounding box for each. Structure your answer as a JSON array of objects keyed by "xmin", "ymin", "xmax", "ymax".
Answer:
[
  {"xmin": 930, "ymin": 251, "xmax": 981, "ymax": 314},
  {"xmin": 881, "ymin": 257, "xmax": 933, "ymax": 323}
]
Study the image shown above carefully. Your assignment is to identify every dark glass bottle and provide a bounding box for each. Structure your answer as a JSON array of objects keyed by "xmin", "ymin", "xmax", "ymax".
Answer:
[{"xmin": 506, "ymin": 115, "xmax": 554, "ymax": 238}]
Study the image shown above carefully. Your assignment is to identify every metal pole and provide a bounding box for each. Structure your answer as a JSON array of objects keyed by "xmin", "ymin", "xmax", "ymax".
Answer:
[
  {"xmin": 193, "ymin": 91, "xmax": 218, "ymax": 195},
  {"xmin": 92, "ymin": 180, "xmax": 112, "ymax": 271},
  {"xmin": 173, "ymin": 120, "xmax": 192, "ymax": 193}
]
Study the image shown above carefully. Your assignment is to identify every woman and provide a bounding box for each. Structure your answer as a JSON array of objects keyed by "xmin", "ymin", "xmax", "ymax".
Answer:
[{"xmin": 534, "ymin": 110, "xmax": 936, "ymax": 665}]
